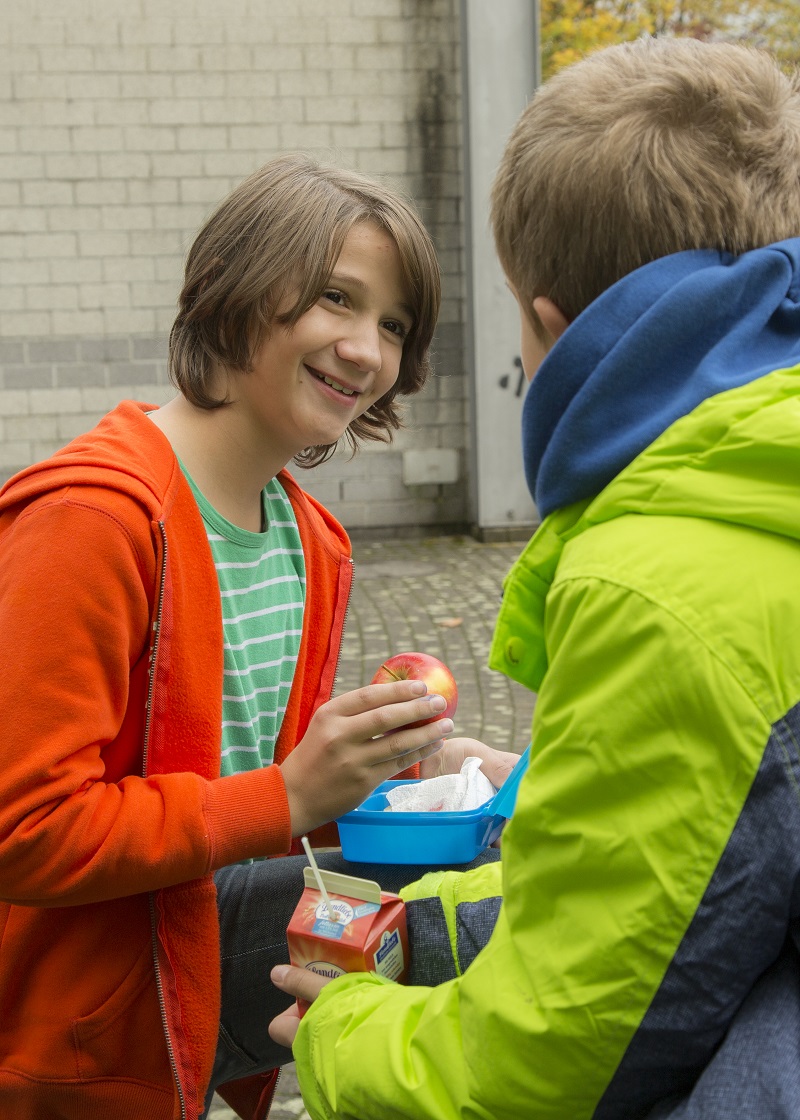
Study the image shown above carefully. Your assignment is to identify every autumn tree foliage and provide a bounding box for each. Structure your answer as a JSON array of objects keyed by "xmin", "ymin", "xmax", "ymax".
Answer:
[{"xmin": 540, "ymin": 0, "xmax": 800, "ymax": 79}]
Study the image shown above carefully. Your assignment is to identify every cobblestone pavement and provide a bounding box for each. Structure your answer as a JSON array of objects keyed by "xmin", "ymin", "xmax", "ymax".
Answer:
[{"xmin": 210, "ymin": 532, "xmax": 535, "ymax": 1119}]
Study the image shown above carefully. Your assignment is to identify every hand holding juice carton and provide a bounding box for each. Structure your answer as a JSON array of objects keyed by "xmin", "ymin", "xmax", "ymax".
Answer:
[{"xmin": 287, "ymin": 839, "xmax": 408, "ymax": 1014}]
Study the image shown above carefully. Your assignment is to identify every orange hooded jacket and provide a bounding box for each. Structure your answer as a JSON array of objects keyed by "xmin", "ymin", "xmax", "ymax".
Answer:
[{"xmin": 0, "ymin": 401, "xmax": 356, "ymax": 1120}]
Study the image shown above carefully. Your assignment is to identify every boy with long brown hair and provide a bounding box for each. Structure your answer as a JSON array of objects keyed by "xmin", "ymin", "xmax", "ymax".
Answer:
[{"xmin": 0, "ymin": 153, "xmax": 511, "ymax": 1120}]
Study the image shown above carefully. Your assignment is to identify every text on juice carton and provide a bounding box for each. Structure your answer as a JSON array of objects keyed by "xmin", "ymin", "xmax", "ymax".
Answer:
[{"xmin": 287, "ymin": 867, "xmax": 409, "ymax": 1003}]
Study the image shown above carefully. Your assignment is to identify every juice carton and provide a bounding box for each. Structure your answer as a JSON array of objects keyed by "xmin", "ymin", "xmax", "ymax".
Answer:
[{"xmin": 287, "ymin": 866, "xmax": 408, "ymax": 1013}]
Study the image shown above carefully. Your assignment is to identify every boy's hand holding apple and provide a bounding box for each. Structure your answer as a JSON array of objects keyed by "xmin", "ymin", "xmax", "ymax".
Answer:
[
  {"xmin": 280, "ymin": 673, "xmax": 454, "ymax": 838},
  {"xmin": 371, "ymin": 652, "xmax": 519, "ymax": 790},
  {"xmin": 281, "ymin": 650, "xmax": 519, "ymax": 838}
]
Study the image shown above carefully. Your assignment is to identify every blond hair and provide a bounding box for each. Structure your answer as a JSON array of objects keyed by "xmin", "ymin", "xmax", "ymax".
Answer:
[
  {"xmin": 492, "ymin": 37, "xmax": 800, "ymax": 324},
  {"xmin": 169, "ymin": 154, "xmax": 441, "ymax": 466}
]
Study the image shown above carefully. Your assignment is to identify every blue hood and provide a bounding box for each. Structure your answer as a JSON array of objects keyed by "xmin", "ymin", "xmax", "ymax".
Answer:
[{"xmin": 523, "ymin": 239, "xmax": 800, "ymax": 518}]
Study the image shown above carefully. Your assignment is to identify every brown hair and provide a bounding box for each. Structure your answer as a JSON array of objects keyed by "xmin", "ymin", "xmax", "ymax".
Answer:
[
  {"xmin": 492, "ymin": 37, "xmax": 800, "ymax": 324},
  {"xmin": 169, "ymin": 153, "xmax": 441, "ymax": 466}
]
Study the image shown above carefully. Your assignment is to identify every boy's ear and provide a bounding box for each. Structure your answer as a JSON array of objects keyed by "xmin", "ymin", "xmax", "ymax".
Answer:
[{"xmin": 532, "ymin": 297, "xmax": 570, "ymax": 343}]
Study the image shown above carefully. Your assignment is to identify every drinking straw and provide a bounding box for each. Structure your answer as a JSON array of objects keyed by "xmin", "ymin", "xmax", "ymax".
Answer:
[{"xmin": 301, "ymin": 835, "xmax": 338, "ymax": 922}]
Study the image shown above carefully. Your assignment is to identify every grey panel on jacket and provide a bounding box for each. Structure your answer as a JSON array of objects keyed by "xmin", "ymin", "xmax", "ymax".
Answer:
[
  {"xmin": 406, "ymin": 895, "xmax": 502, "ymax": 986},
  {"xmin": 406, "ymin": 896, "xmax": 459, "ymax": 986},
  {"xmin": 456, "ymin": 898, "xmax": 503, "ymax": 973}
]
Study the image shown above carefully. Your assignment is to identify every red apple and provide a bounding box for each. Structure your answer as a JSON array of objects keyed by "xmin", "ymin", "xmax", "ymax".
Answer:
[{"xmin": 371, "ymin": 652, "xmax": 458, "ymax": 729}]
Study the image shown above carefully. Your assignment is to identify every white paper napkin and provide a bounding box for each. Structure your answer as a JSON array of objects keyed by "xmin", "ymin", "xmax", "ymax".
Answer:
[{"xmin": 384, "ymin": 756, "xmax": 496, "ymax": 813}]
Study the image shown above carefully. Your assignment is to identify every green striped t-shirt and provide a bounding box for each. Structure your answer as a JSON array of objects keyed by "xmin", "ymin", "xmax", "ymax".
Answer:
[{"xmin": 181, "ymin": 468, "xmax": 306, "ymax": 776}]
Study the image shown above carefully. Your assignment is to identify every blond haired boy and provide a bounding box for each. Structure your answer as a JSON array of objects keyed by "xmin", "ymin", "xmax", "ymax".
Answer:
[{"xmin": 272, "ymin": 38, "xmax": 800, "ymax": 1120}]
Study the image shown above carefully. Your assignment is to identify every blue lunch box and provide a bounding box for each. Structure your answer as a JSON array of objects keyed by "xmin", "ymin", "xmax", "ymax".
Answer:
[{"xmin": 337, "ymin": 746, "xmax": 531, "ymax": 865}]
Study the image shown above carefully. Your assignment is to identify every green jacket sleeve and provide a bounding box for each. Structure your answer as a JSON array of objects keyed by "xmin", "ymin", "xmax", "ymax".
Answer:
[{"xmin": 293, "ymin": 571, "xmax": 770, "ymax": 1120}]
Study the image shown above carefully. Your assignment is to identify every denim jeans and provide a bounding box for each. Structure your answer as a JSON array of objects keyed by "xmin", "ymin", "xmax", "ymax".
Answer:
[{"xmin": 200, "ymin": 848, "xmax": 501, "ymax": 1116}]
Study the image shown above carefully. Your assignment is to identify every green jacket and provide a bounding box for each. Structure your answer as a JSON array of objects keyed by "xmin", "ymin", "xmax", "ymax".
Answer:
[{"xmin": 292, "ymin": 364, "xmax": 800, "ymax": 1118}]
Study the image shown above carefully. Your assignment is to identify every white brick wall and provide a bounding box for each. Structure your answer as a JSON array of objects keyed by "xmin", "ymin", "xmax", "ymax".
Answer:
[{"xmin": 0, "ymin": 0, "xmax": 469, "ymax": 532}]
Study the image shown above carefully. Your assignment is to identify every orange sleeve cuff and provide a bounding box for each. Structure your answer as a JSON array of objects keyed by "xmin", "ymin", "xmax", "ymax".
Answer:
[{"xmin": 203, "ymin": 765, "xmax": 293, "ymax": 868}]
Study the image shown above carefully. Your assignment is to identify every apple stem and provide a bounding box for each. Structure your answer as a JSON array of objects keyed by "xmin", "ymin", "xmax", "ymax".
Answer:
[{"xmin": 380, "ymin": 663, "xmax": 404, "ymax": 682}]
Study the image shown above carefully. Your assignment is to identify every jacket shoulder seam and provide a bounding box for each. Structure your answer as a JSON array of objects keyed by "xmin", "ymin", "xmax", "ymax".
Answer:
[
  {"xmin": 13, "ymin": 492, "xmax": 155, "ymax": 577},
  {"xmin": 552, "ymin": 570, "xmax": 770, "ymax": 726}
]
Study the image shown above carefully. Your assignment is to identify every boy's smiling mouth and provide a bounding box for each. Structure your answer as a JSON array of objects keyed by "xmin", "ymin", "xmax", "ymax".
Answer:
[{"xmin": 307, "ymin": 366, "xmax": 361, "ymax": 398}]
